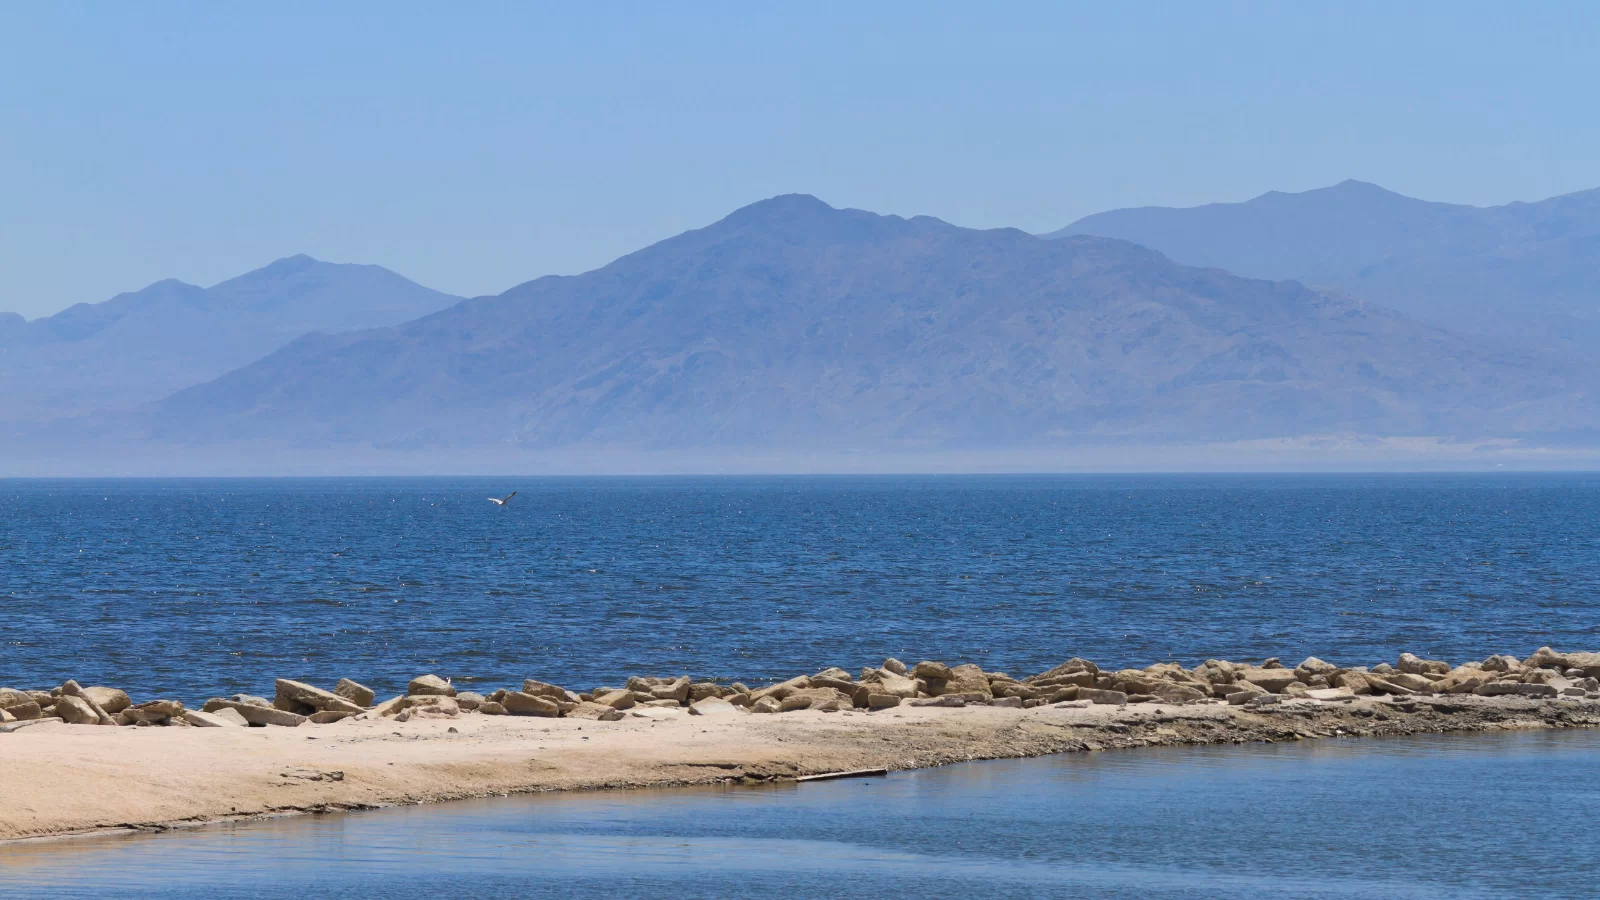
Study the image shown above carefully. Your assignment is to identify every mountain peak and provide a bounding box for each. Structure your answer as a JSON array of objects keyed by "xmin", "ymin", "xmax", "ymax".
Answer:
[
  {"xmin": 1253, "ymin": 179, "xmax": 1405, "ymax": 205},
  {"xmin": 719, "ymin": 194, "xmax": 837, "ymax": 226},
  {"xmin": 263, "ymin": 253, "xmax": 321, "ymax": 272}
]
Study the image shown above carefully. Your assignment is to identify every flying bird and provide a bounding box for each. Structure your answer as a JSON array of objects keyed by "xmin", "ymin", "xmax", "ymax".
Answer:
[{"xmin": 488, "ymin": 491, "xmax": 517, "ymax": 506}]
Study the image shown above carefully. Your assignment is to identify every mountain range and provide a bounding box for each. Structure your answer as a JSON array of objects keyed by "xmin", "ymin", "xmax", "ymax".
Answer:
[
  {"xmin": 0, "ymin": 256, "xmax": 460, "ymax": 422},
  {"xmin": 1050, "ymin": 179, "xmax": 1600, "ymax": 351},
  {"xmin": 146, "ymin": 195, "xmax": 1596, "ymax": 453},
  {"xmin": 5, "ymin": 184, "xmax": 1598, "ymax": 472}
]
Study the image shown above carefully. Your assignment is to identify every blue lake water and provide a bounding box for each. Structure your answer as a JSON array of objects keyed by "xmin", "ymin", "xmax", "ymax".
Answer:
[
  {"xmin": 2, "ymin": 729, "xmax": 1596, "ymax": 898},
  {"xmin": 2, "ymin": 474, "xmax": 1599, "ymax": 703}
]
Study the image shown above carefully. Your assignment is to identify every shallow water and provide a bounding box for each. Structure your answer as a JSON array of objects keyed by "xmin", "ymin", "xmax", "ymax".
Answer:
[
  {"xmin": 3, "ymin": 729, "xmax": 1596, "ymax": 898},
  {"xmin": 3, "ymin": 474, "xmax": 1599, "ymax": 703}
]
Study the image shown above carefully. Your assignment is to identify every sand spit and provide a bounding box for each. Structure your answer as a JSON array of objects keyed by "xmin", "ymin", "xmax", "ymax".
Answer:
[{"xmin": 4, "ymin": 647, "xmax": 1599, "ymax": 843}]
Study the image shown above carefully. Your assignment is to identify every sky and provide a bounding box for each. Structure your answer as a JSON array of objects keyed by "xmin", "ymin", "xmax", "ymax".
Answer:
[{"xmin": 3, "ymin": 2, "xmax": 1599, "ymax": 320}]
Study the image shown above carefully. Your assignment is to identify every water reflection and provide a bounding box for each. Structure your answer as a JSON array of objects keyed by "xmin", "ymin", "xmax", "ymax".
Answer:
[{"xmin": 3, "ymin": 730, "xmax": 1594, "ymax": 898}]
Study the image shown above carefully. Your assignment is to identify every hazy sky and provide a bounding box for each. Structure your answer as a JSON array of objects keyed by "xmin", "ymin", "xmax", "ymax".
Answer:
[{"xmin": 4, "ymin": 2, "xmax": 1598, "ymax": 319}]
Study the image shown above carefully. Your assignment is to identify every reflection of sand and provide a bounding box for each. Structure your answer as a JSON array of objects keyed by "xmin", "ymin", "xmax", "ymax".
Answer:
[{"xmin": 3, "ymin": 695, "xmax": 1595, "ymax": 843}]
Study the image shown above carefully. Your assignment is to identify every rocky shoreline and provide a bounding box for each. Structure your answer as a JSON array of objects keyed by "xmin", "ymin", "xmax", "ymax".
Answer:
[
  {"xmin": 5, "ymin": 645, "xmax": 1599, "ymax": 730},
  {"xmin": 4, "ymin": 645, "xmax": 1599, "ymax": 843}
]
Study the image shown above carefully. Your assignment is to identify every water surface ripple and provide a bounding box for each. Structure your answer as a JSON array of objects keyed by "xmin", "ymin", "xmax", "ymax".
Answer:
[{"xmin": 2, "ymin": 474, "xmax": 1597, "ymax": 701}]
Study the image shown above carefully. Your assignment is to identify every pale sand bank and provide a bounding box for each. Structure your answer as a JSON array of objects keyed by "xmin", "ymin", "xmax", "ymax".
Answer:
[{"xmin": 5, "ymin": 694, "xmax": 1597, "ymax": 843}]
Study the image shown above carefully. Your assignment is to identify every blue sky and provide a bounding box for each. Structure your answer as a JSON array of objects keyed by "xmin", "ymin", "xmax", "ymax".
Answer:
[{"xmin": 3, "ymin": 2, "xmax": 1598, "ymax": 319}]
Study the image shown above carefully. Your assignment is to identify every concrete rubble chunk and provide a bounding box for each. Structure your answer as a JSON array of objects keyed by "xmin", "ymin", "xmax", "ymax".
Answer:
[
  {"xmin": 1295, "ymin": 657, "xmax": 1338, "ymax": 678},
  {"xmin": 946, "ymin": 664, "xmax": 994, "ymax": 701},
  {"xmin": 866, "ymin": 693, "xmax": 901, "ymax": 710},
  {"xmin": 777, "ymin": 688, "xmax": 850, "ymax": 712},
  {"xmin": 401, "ymin": 695, "xmax": 460, "ymax": 713},
  {"xmin": 57, "ymin": 696, "xmax": 111, "ymax": 726},
  {"xmin": 1476, "ymin": 682, "xmax": 1558, "ymax": 698},
  {"xmin": 276, "ymin": 679, "xmax": 366, "ymax": 714},
  {"xmin": 1333, "ymin": 671, "xmax": 1373, "ymax": 695},
  {"xmin": 568, "ymin": 701, "xmax": 627, "ymax": 721},
  {"xmin": 1033, "ymin": 658, "xmax": 1100, "ymax": 682},
  {"xmin": 209, "ymin": 707, "xmax": 251, "ymax": 726},
  {"xmin": 1149, "ymin": 683, "xmax": 1206, "ymax": 704},
  {"xmin": 182, "ymin": 709, "xmax": 245, "ymax": 728},
  {"xmin": 882, "ymin": 658, "xmax": 908, "ymax": 676},
  {"xmin": 909, "ymin": 695, "xmax": 965, "ymax": 707},
  {"xmin": 81, "ymin": 687, "xmax": 131, "ymax": 715},
  {"xmin": 334, "ymin": 679, "xmax": 376, "ymax": 708},
  {"xmin": 124, "ymin": 700, "xmax": 185, "ymax": 724},
  {"xmin": 0, "ymin": 688, "xmax": 33, "ymax": 710},
  {"xmin": 913, "ymin": 661, "xmax": 953, "ymax": 681},
  {"xmin": 501, "ymin": 692, "xmax": 560, "ymax": 717},
  {"xmin": 1563, "ymin": 652, "xmax": 1600, "ymax": 679},
  {"xmin": 1305, "ymin": 688, "xmax": 1356, "ymax": 702},
  {"xmin": 992, "ymin": 682, "xmax": 1042, "ymax": 701},
  {"xmin": 749, "ymin": 676, "xmax": 811, "ymax": 703},
  {"xmin": 751, "ymin": 696, "xmax": 782, "ymax": 714},
  {"xmin": 871, "ymin": 671, "xmax": 919, "ymax": 699},
  {"xmin": 988, "ymin": 696, "xmax": 1023, "ymax": 708},
  {"xmin": 1386, "ymin": 673, "xmax": 1435, "ymax": 693},
  {"xmin": 1034, "ymin": 671, "xmax": 1096, "ymax": 689},
  {"xmin": 1524, "ymin": 647, "xmax": 1567, "ymax": 670},
  {"xmin": 478, "ymin": 701, "xmax": 508, "ymax": 715},
  {"xmin": 1239, "ymin": 668, "xmax": 1300, "ymax": 694},
  {"xmin": 593, "ymin": 690, "xmax": 637, "ymax": 710},
  {"xmin": 61, "ymin": 680, "xmax": 117, "ymax": 725},
  {"xmin": 1078, "ymin": 688, "xmax": 1128, "ymax": 706},
  {"xmin": 689, "ymin": 682, "xmax": 725, "ymax": 701},
  {"xmin": 520, "ymin": 679, "xmax": 569, "ymax": 701},
  {"xmin": 688, "ymin": 697, "xmax": 744, "ymax": 716},
  {"xmin": 650, "ymin": 677, "xmax": 691, "ymax": 703},
  {"xmin": 202, "ymin": 699, "xmax": 306, "ymax": 727},
  {"xmin": 1363, "ymin": 674, "xmax": 1419, "ymax": 696},
  {"xmin": 407, "ymin": 674, "xmax": 456, "ymax": 697},
  {"xmin": 4, "ymin": 701, "xmax": 42, "ymax": 720}
]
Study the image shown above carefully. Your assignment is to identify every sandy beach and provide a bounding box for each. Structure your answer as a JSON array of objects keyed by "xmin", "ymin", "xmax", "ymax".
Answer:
[{"xmin": 6, "ymin": 692, "xmax": 1597, "ymax": 844}]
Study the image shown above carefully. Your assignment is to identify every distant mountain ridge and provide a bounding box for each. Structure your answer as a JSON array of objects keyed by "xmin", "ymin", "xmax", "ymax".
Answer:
[
  {"xmin": 0, "ymin": 256, "xmax": 461, "ymax": 422},
  {"xmin": 1047, "ymin": 180, "xmax": 1600, "ymax": 350},
  {"xmin": 147, "ymin": 195, "xmax": 1598, "ymax": 453}
]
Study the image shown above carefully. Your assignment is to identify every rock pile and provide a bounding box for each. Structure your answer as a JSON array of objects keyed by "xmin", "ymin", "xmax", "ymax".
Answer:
[{"xmin": 4, "ymin": 646, "xmax": 1597, "ymax": 730}]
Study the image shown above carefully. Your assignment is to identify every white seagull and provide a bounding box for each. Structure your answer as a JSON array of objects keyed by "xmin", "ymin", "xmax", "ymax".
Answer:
[{"xmin": 488, "ymin": 491, "xmax": 517, "ymax": 506}]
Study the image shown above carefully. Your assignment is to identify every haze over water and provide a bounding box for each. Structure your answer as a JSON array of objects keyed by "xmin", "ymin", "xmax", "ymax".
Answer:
[{"xmin": 4, "ymin": 473, "xmax": 1596, "ymax": 702}]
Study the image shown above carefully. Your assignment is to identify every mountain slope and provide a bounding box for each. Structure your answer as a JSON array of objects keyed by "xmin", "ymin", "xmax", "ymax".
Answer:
[
  {"xmin": 151, "ymin": 196, "xmax": 1596, "ymax": 451},
  {"xmin": 1048, "ymin": 180, "xmax": 1600, "ymax": 349},
  {"xmin": 0, "ymin": 256, "xmax": 462, "ymax": 421}
]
